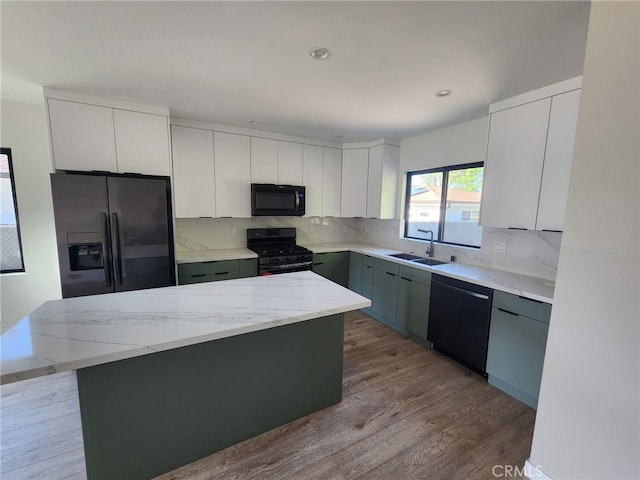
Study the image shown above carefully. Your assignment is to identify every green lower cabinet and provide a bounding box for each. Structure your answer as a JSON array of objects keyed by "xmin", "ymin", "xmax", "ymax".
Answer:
[
  {"xmin": 239, "ymin": 258, "xmax": 258, "ymax": 278},
  {"xmin": 486, "ymin": 292, "xmax": 551, "ymax": 409},
  {"xmin": 332, "ymin": 251, "xmax": 350, "ymax": 287},
  {"xmin": 348, "ymin": 252, "xmax": 364, "ymax": 294},
  {"xmin": 178, "ymin": 260, "xmax": 242, "ymax": 285},
  {"xmin": 371, "ymin": 260, "xmax": 399, "ymax": 325},
  {"xmin": 312, "ymin": 252, "xmax": 334, "ymax": 279},
  {"xmin": 362, "ymin": 262, "xmax": 374, "ymax": 315},
  {"xmin": 397, "ymin": 276, "xmax": 430, "ymax": 339}
]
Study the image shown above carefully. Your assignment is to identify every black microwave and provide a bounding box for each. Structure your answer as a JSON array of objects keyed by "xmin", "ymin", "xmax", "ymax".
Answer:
[{"xmin": 251, "ymin": 184, "xmax": 306, "ymax": 216}]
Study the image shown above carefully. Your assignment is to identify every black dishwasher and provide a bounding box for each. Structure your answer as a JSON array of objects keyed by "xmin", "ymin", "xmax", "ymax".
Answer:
[{"xmin": 427, "ymin": 274, "xmax": 493, "ymax": 377}]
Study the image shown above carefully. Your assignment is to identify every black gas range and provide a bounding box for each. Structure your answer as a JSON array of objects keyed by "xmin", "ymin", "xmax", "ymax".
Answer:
[{"xmin": 247, "ymin": 228, "xmax": 313, "ymax": 275}]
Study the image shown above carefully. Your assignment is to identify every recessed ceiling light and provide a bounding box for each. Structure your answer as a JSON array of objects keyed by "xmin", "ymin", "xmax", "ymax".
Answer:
[
  {"xmin": 248, "ymin": 120, "xmax": 260, "ymax": 125},
  {"xmin": 309, "ymin": 47, "xmax": 331, "ymax": 60},
  {"xmin": 435, "ymin": 90, "xmax": 452, "ymax": 97}
]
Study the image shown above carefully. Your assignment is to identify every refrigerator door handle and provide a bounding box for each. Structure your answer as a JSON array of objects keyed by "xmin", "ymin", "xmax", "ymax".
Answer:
[
  {"xmin": 101, "ymin": 212, "xmax": 113, "ymax": 288},
  {"xmin": 112, "ymin": 212, "xmax": 123, "ymax": 287}
]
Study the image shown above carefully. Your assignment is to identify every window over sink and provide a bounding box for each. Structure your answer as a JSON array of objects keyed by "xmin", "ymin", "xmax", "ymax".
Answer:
[{"xmin": 404, "ymin": 162, "xmax": 483, "ymax": 248}]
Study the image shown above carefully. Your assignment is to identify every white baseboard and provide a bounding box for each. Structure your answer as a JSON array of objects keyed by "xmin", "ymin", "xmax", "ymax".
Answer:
[{"xmin": 525, "ymin": 460, "xmax": 553, "ymax": 480}]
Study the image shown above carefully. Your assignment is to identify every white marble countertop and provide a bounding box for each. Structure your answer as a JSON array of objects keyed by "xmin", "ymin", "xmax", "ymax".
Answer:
[
  {"xmin": 177, "ymin": 248, "xmax": 257, "ymax": 263},
  {"xmin": 174, "ymin": 242, "xmax": 555, "ymax": 303},
  {"xmin": 0, "ymin": 271, "xmax": 370, "ymax": 385}
]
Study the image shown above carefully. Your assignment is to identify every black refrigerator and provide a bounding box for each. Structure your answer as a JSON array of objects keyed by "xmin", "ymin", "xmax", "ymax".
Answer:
[{"xmin": 51, "ymin": 172, "xmax": 175, "ymax": 298}]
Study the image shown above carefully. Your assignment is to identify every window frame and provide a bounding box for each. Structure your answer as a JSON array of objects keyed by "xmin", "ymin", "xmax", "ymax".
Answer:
[
  {"xmin": 1, "ymin": 147, "xmax": 26, "ymax": 273},
  {"xmin": 403, "ymin": 161, "xmax": 484, "ymax": 249}
]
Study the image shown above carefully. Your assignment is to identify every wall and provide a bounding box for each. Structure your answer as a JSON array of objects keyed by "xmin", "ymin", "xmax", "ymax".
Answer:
[
  {"xmin": 0, "ymin": 100, "xmax": 61, "ymax": 332},
  {"xmin": 529, "ymin": 2, "xmax": 639, "ymax": 479}
]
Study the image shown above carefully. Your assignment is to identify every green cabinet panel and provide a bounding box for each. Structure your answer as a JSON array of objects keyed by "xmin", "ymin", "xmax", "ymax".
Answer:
[
  {"xmin": 363, "ymin": 254, "xmax": 375, "ymax": 267},
  {"xmin": 493, "ymin": 290, "xmax": 552, "ymax": 324},
  {"xmin": 332, "ymin": 251, "xmax": 350, "ymax": 287},
  {"xmin": 312, "ymin": 252, "xmax": 334, "ymax": 279},
  {"xmin": 372, "ymin": 266, "xmax": 398, "ymax": 324},
  {"xmin": 373, "ymin": 257, "xmax": 399, "ymax": 275},
  {"xmin": 239, "ymin": 258, "xmax": 258, "ymax": 278},
  {"xmin": 362, "ymin": 263, "xmax": 374, "ymax": 315},
  {"xmin": 178, "ymin": 260, "xmax": 241, "ymax": 285},
  {"xmin": 397, "ymin": 275, "xmax": 430, "ymax": 339},
  {"xmin": 348, "ymin": 252, "xmax": 364, "ymax": 294},
  {"xmin": 178, "ymin": 272, "xmax": 211, "ymax": 285},
  {"xmin": 487, "ymin": 290, "xmax": 552, "ymax": 409}
]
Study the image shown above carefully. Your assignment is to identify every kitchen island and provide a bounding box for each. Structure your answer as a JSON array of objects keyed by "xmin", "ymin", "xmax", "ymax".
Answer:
[{"xmin": 0, "ymin": 271, "xmax": 370, "ymax": 479}]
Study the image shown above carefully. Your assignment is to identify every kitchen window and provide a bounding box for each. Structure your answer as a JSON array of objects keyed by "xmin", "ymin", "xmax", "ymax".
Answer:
[
  {"xmin": 1, "ymin": 148, "xmax": 25, "ymax": 273},
  {"xmin": 404, "ymin": 163, "xmax": 483, "ymax": 248}
]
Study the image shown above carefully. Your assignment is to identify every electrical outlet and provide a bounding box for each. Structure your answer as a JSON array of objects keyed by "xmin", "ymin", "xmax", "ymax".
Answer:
[
  {"xmin": 231, "ymin": 226, "xmax": 238, "ymax": 236},
  {"xmin": 309, "ymin": 224, "xmax": 314, "ymax": 233},
  {"xmin": 493, "ymin": 241, "xmax": 507, "ymax": 254}
]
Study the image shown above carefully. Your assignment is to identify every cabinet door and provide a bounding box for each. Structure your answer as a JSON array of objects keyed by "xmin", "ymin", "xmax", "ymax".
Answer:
[
  {"xmin": 341, "ymin": 149, "xmax": 369, "ymax": 217},
  {"xmin": 303, "ymin": 145, "xmax": 323, "ymax": 217},
  {"xmin": 372, "ymin": 267, "xmax": 399, "ymax": 324},
  {"xmin": 366, "ymin": 145, "xmax": 383, "ymax": 218},
  {"xmin": 487, "ymin": 308, "xmax": 549, "ymax": 408},
  {"xmin": 278, "ymin": 141, "xmax": 303, "ymax": 185},
  {"xmin": 48, "ymin": 99, "xmax": 117, "ymax": 172},
  {"xmin": 171, "ymin": 126, "xmax": 215, "ymax": 218},
  {"xmin": 250, "ymin": 137, "xmax": 278, "ymax": 184},
  {"xmin": 481, "ymin": 98, "xmax": 551, "ymax": 229},
  {"xmin": 214, "ymin": 132, "xmax": 251, "ymax": 217},
  {"xmin": 239, "ymin": 258, "xmax": 258, "ymax": 278},
  {"xmin": 312, "ymin": 252, "xmax": 334, "ymax": 279},
  {"xmin": 114, "ymin": 110, "xmax": 171, "ymax": 176},
  {"xmin": 322, "ymin": 147, "xmax": 342, "ymax": 217},
  {"xmin": 332, "ymin": 251, "xmax": 350, "ymax": 287},
  {"xmin": 348, "ymin": 252, "xmax": 364, "ymax": 294},
  {"xmin": 536, "ymin": 89, "xmax": 581, "ymax": 231},
  {"xmin": 397, "ymin": 277, "xmax": 430, "ymax": 338},
  {"xmin": 362, "ymin": 262, "xmax": 374, "ymax": 314}
]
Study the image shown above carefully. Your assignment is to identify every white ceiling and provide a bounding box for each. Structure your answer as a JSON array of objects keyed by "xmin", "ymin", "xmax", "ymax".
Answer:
[{"xmin": 1, "ymin": 1, "xmax": 590, "ymax": 143}]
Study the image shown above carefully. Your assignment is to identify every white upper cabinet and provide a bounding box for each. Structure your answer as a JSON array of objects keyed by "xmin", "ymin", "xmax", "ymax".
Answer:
[
  {"xmin": 46, "ymin": 92, "xmax": 171, "ymax": 176},
  {"xmin": 113, "ymin": 110, "xmax": 171, "ymax": 176},
  {"xmin": 171, "ymin": 126, "xmax": 215, "ymax": 218},
  {"xmin": 322, "ymin": 147, "xmax": 342, "ymax": 217},
  {"xmin": 366, "ymin": 144, "xmax": 399, "ymax": 219},
  {"xmin": 214, "ymin": 132, "xmax": 251, "ymax": 217},
  {"xmin": 341, "ymin": 148, "xmax": 369, "ymax": 217},
  {"xmin": 481, "ymin": 98, "xmax": 551, "ymax": 229},
  {"xmin": 277, "ymin": 141, "xmax": 303, "ymax": 186},
  {"xmin": 250, "ymin": 137, "xmax": 278, "ymax": 184},
  {"xmin": 536, "ymin": 89, "xmax": 581, "ymax": 231},
  {"xmin": 481, "ymin": 78, "xmax": 581, "ymax": 231},
  {"xmin": 302, "ymin": 144, "xmax": 323, "ymax": 217},
  {"xmin": 48, "ymin": 99, "xmax": 118, "ymax": 172}
]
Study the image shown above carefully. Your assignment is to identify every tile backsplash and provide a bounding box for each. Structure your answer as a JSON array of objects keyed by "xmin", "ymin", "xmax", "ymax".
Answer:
[{"xmin": 175, "ymin": 217, "xmax": 561, "ymax": 280}]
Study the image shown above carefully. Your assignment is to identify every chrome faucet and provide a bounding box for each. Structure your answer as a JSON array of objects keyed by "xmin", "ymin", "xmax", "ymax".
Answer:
[{"xmin": 417, "ymin": 229, "xmax": 434, "ymax": 257}]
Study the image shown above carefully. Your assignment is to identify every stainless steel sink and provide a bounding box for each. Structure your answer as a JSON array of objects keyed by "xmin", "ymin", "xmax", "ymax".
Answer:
[
  {"xmin": 388, "ymin": 253, "xmax": 426, "ymax": 261},
  {"xmin": 412, "ymin": 258, "xmax": 448, "ymax": 266}
]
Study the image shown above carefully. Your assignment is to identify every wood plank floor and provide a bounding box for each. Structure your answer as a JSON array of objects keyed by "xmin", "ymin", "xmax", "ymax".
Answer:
[{"xmin": 1, "ymin": 311, "xmax": 535, "ymax": 479}]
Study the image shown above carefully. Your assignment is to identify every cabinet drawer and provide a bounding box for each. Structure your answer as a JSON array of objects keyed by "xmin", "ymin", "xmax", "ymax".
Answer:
[
  {"xmin": 398, "ymin": 265, "xmax": 431, "ymax": 284},
  {"xmin": 178, "ymin": 272, "xmax": 211, "ymax": 285},
  {"xmin": 492, "ymin": 290, "xmax": 551, "ymax": 324},
  {"xmin": 178, "ymin": 260, "xmax": 240, "ymax": 277},
  {"xmin": 373, "ymin": 257, "xmax": 399, "ymax": 275},
  {"xmin": 363, "ymin": 254, "xmax": 375, "ymax": 267}
]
